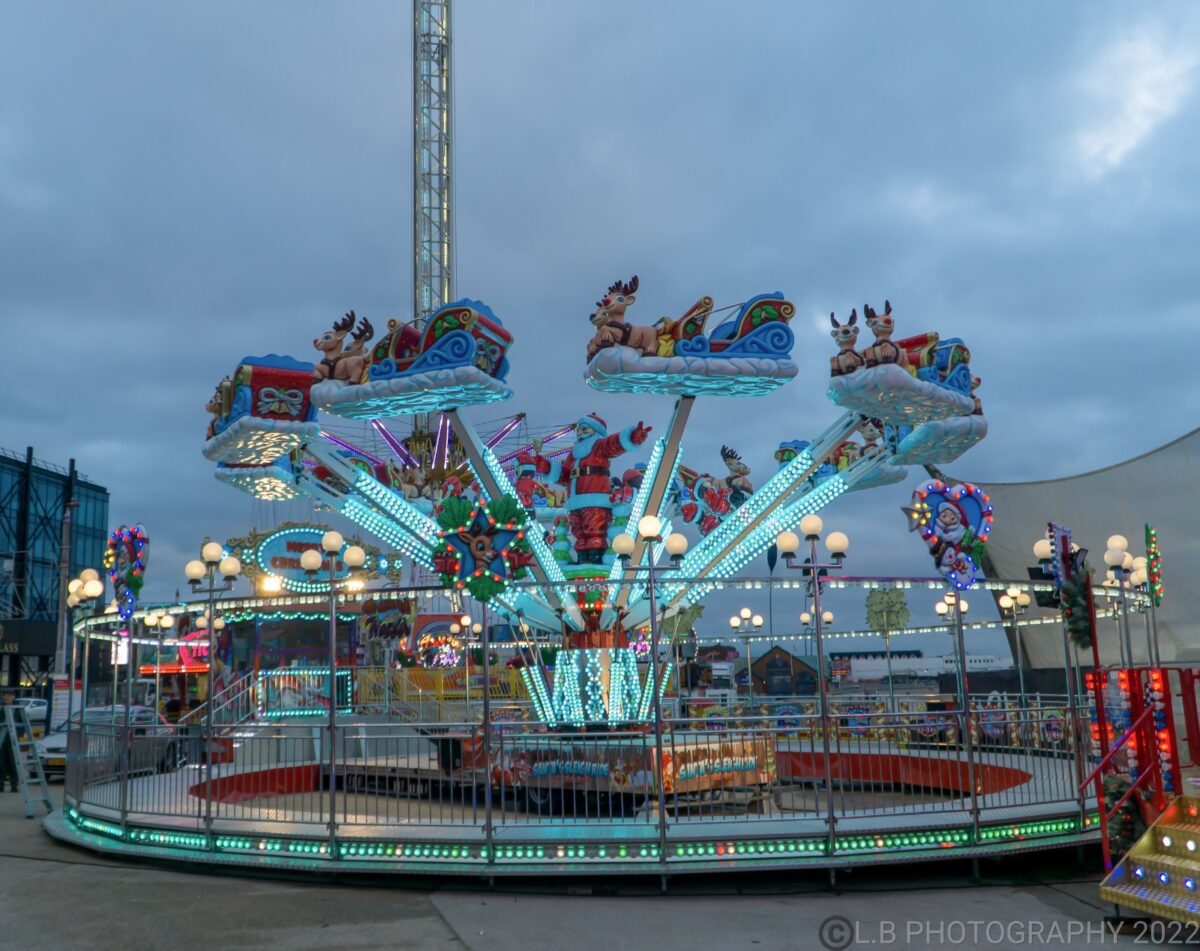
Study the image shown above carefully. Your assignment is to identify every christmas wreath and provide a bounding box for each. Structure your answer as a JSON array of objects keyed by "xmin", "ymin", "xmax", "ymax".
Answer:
[{"xmin": 432, "ymin": 495, "xmax": 534, "ymax": 601}]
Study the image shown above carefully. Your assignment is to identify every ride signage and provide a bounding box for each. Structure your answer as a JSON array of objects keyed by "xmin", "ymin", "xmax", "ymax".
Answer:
[{"xmin": 245, "ymin": 524, "xmax": 353, "ymax": 593}]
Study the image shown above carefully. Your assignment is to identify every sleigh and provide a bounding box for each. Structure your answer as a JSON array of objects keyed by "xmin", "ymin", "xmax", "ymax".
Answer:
[
  {"xmin": 827, "ymin": 328, "xmax": 978, "ymax": 425},
  {"xmin": 202, "ymin": 355, "xmax": 319, "ymax": 464},
  {"xmin": 585, "ymin": 292, "xmax": 799, "ymax": 397},
  {"xmin": 214, "ymin": 455, "xmax": 303, "ymax": 501},
  {"xmin": 312, "ymin": 299, "xmax": 514, "ymax": 419}
]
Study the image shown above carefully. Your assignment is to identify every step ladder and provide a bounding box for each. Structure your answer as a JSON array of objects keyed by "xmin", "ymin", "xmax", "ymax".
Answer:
[
  {"xmin": 3, "ymin": 704, "xmax": 52, "ymax": 818},
  {"xmin": 1100, "ymin": 793, "xmax": 1200, "ymax": 923}
]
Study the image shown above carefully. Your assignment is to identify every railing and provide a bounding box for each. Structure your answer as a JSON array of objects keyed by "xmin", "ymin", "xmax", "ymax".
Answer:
[{"xmin": 64, "ymin": 699, "xmax": 1093, "ymax": 864}]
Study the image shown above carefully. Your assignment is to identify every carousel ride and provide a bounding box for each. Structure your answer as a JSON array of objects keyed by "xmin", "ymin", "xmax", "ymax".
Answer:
[{"xmin": 200, "ymin": 275, "xmax": 989, "ymax": 731}]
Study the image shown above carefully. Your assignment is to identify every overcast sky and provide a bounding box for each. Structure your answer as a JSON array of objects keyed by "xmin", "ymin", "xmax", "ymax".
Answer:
[{"xmin": 4, "ymin": 2, "xmax": 1199, "ymax": 659}]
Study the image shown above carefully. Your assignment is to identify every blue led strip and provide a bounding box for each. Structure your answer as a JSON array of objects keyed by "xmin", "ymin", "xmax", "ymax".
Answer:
[
  {"xmin": 519, "ymin": 667, "xmax": 554, "ymax": 724},
  {"xmin": 638, "ymin": 660, "xmax": 674, "ymax": 722},
  {"xmin": 351, "ymin": 471, "xmax": 441, "ymax": 545},
  {"xmin": 341, "ymin": 497, "xmax": 434, "ymax": 566},
  {"xmin": 550, "ymin": 650, "xmax": 585, "ymax": 726}
]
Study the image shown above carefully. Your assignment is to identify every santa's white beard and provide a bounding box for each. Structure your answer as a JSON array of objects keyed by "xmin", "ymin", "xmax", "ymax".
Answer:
[{"xmin": 574, "ymin": 434, "xmax": 601, "ymax": 458}]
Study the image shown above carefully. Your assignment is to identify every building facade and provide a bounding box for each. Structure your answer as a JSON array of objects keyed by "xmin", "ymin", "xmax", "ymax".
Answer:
[{"xmin": 0, "ymin": 447, "xmax": 109, "ymax": 687}]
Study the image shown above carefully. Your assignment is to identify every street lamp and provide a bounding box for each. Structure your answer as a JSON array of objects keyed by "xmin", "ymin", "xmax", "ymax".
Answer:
[
  {"xmin": 729, "ymin": 609, "xmax": 762, "ymax": 701},
  {"xmin": 612, "ymin": 518, "xmax": 689, "ymax": 864},
  {"xmin": 185, "ymin": 539, "xmax": 240, "ymax": 837},
  {"xmin": 302, "ymin": 531, "xmax": 365, "ymax": 849},
  {"xmin": 777, "ymin": 514, "xmax": 847, "ymax": 854},
  {"xmin": 67, "ymin": 568, "xmax": 105, "ymax": 729},
  {"xmin": 1103, "ymin": 537, "xmax": 1134, "ymax": 666},
  {"xmin": 998, "ymin": 593, "xmax": 1029, "ymax": 705}
]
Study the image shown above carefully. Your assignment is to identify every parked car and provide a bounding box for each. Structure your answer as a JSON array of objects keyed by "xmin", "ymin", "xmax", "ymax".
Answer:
[
  {"xmin": 14, "ymin": 697, "xmax": 48, "ymax": 723},
  {"xmin": 35, "ymin": 705, "xmax": 182, "ymax": 781}
]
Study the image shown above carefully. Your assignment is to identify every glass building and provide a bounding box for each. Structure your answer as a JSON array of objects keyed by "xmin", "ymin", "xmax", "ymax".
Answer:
[{"xmin": 0, "ymin": 446, "xmax": 109, "ymax": 687}]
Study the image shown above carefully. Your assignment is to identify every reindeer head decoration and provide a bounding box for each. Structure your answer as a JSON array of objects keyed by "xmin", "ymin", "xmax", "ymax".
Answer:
[
  {"xmin": 829, "ymin": 309, "xmax": 860, "ymax": 350},
  {"xmin": 346, "ymin": 313, "xmax": 374, "ymax": 352},
  {"xmin": 315, "ymin": 312, "xmax": 356, "ymax": 356},
  {"xmin": 720, "ymin": 445, "xmax": 750, "ymax": 478},
  {"xmin": 863, "ymin": 300, "xmax": 895, "ymax": 342},
  {"xmin": 590, "ymin": 275, "xmax": 639, "ymax": 326}
]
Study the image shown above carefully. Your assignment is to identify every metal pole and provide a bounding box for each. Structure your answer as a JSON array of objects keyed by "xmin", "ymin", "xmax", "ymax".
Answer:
[
  {"xmin": 1117, "ymin": 576, "xmax": 1133, "ymax": 667},
  {"xmin": 480, "ymin": 603, "xmax": 494, "ymax": 862},
  {"xmin": 55, "ymin": 500, "xmax": 76, "ymax": 677},
  {"xmin": 1142, "ymin": 606, "xmax": 1154, "ymax": 671},
  {"xmin": 81, "ymin": 623, "xmax": 91, "ymax": 712},
  {"xmin": 808, "ymin": 537, "xmax": 837, "ymax": 861},
  {"xmin": 1148, "ymin": 590, "xmax": 1161, "ymax": 667},
  {"xmin": 884, "ymin": 612, "xmax": 895, "ymax": 714},
  {"xmin": 204, "ymin": 565, "xmax": 217, "ymax": 838},
  {"xmin": 645, "ymin": 553, "xmax": 668, "ymax": 866},
  {"xmin": 1013, "ymin": 612, "xmax": 1027, "ymax": 708},
  {"xmin": 328, "ymin": 561, "xmax": 338, "ymax": 852},
  {"xmin": 953, "ymin": 602, "xmax": 980, "ymax": 846},
  {"xmin": 155, "ymin": 626, "xmax": 162, "ymax": 718},
  {"xmin": 66, "ymin": 607, "xmax": 78, "ymax": 732},
  {"xmin": 120, "ymin": 614, "xmax": 136, "ymax": 830},
  {"xmin": 744, "ymin": 636, "xmax": 753, "ymax": 705}
]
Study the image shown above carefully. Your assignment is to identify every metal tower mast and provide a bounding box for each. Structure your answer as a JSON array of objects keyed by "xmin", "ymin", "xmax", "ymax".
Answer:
[{"xmin": 413, "ymin": 0, "xmax": 453, "ymax": 325}]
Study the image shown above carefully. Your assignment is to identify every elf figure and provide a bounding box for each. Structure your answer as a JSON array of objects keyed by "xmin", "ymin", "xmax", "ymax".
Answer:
[{"xmin": 520, "ymin": 413, "xmax": 651, "ymax": 564}]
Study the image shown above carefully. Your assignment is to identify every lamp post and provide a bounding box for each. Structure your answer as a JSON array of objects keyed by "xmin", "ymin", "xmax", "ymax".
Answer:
[
  {"xmin": 998, "ymin": 589, "xmax": 1031, "ymax": 707},
  {"xmin": 613, "ymin": 516, "xmax": 689, "ymax": 867},
  {"xmin": 729, "ymin": 609, "xmax": 762, "ymax": 702},
  {"xmin": 1103, "ymin": 535, "xmax": 1134, "ymax": 666},
  {"xmin": 66, "ymin": 570, "xmax": 104, "ymax": 729},
  {"xmin": 777, "ymin": 516, "xmax": 848, "ymax": 863},
  {"xmin": 185, "ymin": 542, "xmax": 241, "ymax": 840},
  {"xmin": 302, "ymin": 531, "xmax": 366, "ymax": 852},
  {"xmin": 1129, "ymin": 559, "xmax": 1156, "ymax": 666},
  {"xmin": 935, "ymin": 589, "xmax": 979, "ymax": 847}
]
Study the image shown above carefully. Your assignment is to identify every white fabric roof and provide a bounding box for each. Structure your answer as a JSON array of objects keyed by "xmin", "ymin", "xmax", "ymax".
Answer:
[{"xmin": 959, "ymin": 427, "xmax": 1199, "ymax": 669}]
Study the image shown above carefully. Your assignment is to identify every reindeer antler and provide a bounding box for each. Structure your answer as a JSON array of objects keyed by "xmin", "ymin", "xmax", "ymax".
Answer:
[
  {"xmin": 333, "ymin": 311, "xmax": 355, "ymax": 333},
  {"xmin": 607, "ymin": 275, "xmax": 639, "ymax": 296},
  {"xmin": 353, "ymin": 315, "xmax": 374, "ymax": 343},
  {"xmin": 884, "ymin": 299, "xmax": 892, "ymax": 315},
  {"xmin": 720, "ymin": 445, "xmax": 741, "ymax": 462}
]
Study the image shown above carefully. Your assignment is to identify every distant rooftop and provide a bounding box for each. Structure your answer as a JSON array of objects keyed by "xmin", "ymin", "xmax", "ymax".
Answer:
[{"xmin": 0, "ymin": 445, "xmax": 101, "ymax": 487}]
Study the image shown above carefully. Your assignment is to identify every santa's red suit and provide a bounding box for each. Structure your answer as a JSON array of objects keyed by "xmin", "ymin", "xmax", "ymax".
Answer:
[{"xmin": 521, "ymin": 413, "xmax": 650, "ymax": 563}]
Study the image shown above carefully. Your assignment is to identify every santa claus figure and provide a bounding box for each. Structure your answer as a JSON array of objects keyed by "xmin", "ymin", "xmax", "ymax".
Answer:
[{"xmin": 520, "ymin": 414, "xmax": 651, "ymax": 564}]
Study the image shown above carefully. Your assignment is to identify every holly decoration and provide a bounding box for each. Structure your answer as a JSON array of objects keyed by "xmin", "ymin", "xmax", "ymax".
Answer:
[
  {"xmin": 432, "ymin": 495, "xmax": 533, "ymax": 602},
  {"xmin": 1061, "ymin": 562, "xmax": 1095, "ymax": 649},
  {"xmin": 1145, "ymin": 523, "xmax": 1164, "ymax": 607}
]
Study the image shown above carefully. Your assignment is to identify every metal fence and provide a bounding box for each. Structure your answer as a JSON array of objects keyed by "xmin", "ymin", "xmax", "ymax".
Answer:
[{"xmin": 63, "ymin": 698, "xmax": 1092, "ymax": 852}]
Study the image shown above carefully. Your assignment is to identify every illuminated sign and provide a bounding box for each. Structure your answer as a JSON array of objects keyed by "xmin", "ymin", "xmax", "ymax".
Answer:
[{"xmin": 252, "ymin": 526, "xmax": 352, "ymax": 594}]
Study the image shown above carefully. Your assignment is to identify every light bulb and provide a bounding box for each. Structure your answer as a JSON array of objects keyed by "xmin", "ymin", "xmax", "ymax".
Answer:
[
  {"xmin": 1032, "ymin": 539, "xmax": 1053, "ymax": 561},
  {"xmin": 1103, "ymin": 548, "xmax": 1124, "ymax": 568},
  {"xmin": 201, "ymin": 541, "xmax": 224, "ymax": 564},
  {"xmin": 821, "ymin": 610, "xmax": 834, "ymax": 624},
  {"xmin": 637, "ymin": 515, "xmax": 662, "ymax": 540},
  {"xmin": 450, "ymin": 623, "xmax": 460, "ymax": 634},
  {"xmin": 219, "ymin": 556, "xmax": 241, "ymax": 579},
  {"xmin": 82, "ymin": 578, "xmax": 104, "ymax": 600},
  {"xmin": 825, "ymin": 531, "xmax": 849, "ymax": 556},
  {"xmin": 344, "ymin": 545, "xmax": 366, "ymax": 568},
  {"xmin": 67, "ymin": 579, "xmax": 83, "ymax": 595},
  {"xmin": 776, "ymin": 531, "xmax": 800, "ymax": 555},
  {"xmin": 752, "ymin": 614, "xmax": 764, "ymax": 628},
  {"xmin": 612, "ymin": 533, "xmax": 635, "ymax": 556},
  {"xmin": 261, "ymin": 576, "xmax": 283, "ymax": 594},
  {"xmin": 729, "ymin": 616, "xmax": 740, "ymax": 630},
  {"xmin": 160, "ymin": 615, "xmax": 175, "ymax": 630},
  {"xmin": 800, "ymin": 612, "xmax": 811, "ymax": 625},
  {"xmin": 998, "ymin": 595, "xmax": 1014, "ymax": 610},
  {"xmin": 300, "ymin": 550, "xmax": 322, "ymax": 573},
  {"xmin": 1005, "ymin": 586, "xmax": 1021, "ymax": 598},
  {"xmin": 185, "ymin": 560, "xmax": 206, "ymax": 582},
  {"xmin": 799, "ymin": 514, "xmax": 823, "ymax": 539},
  {"xmin": 935, "ymin": 602, "xmax": 949, "ymax": 616},
  {"xmin": 740, "ymin": 607, "xmax": 752, "ymax": 620},
  {"xmin": 665, "ymin": 533, "xmax": 688, "ymax": 557},
  {"xmin": 1107, "ymin": 534, "xmax": 1128, "ymax": 553},
  {"xmin": 80, "ymin": 568, "xmax": 100, "ymax": 583},
  {"xmin": 321, "ymin": 530, "xmax": 344, "ymax": 553},
  {"xmin": 213, "ymin": 618, "xmax": 225, "ymax": 630},
  {"xmin": 1017, "ymin": 592, "xmax": 1031, "ymax": 607},
  {"xmin": 460, "ymin": 615, "xmax": 472, "ymax": 627}
]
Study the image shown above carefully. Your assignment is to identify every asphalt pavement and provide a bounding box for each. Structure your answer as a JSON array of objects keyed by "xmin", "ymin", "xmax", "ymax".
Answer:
[{"xmin": 0, "ymin": 788, "xmax": 1163, "ymax": 950}]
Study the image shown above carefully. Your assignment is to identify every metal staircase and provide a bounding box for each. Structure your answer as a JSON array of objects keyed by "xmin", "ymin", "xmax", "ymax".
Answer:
[
  {"xmin": 1101, "ymin": 794, "xmax": 1200, "ymax": 922},
  {"xmin": 4, "ymin": 704, "xmax": 52, "ymax": 818}
]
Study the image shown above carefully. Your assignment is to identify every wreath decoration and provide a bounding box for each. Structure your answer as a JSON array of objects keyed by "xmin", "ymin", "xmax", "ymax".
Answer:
[{"xmin": 432, "ymin": 495, "xmax": 534, "ymax": 601}]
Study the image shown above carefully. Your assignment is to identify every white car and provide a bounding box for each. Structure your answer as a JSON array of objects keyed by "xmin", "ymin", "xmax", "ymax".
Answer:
[
  {"xmin": 14, "ymin": 697, "xmax": 47, "ymax": 723},
  {"xmin": 35, "ymin": 705, "xmax": 181, "ymax": 781}
]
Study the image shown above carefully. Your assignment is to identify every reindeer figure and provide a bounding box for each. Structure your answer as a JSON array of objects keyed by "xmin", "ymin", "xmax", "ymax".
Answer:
[
  {"xmin": 312, "ymin": 311, "xmax": 375, "ymax": 383},
  {"xmin": 829, "ymin": 310, "xmax": 865, "ymax": 377},
  {"xmin": 861, "ymin": 300, "xmax": 909, "ymax": 371},
  {"xmin": 586, "ymin": 275, "xmax": 660, "ymax": 360},
  {"xmin": 204, "ymin": 382, "xmax": 226, "ymax": 440},
  {"xmin": 719, "ymin": 445, "xmax": 753, "ymax": 508}
]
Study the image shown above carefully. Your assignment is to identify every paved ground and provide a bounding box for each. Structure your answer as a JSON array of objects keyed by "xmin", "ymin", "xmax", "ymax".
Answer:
[{"xmin": 0, "ymin": 789, "xmax": 1170, "ymax": 950}]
